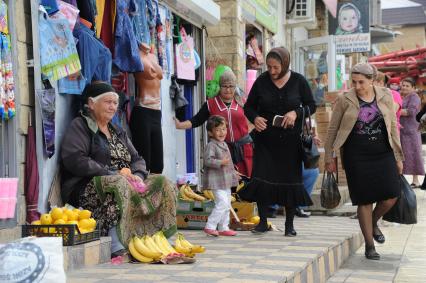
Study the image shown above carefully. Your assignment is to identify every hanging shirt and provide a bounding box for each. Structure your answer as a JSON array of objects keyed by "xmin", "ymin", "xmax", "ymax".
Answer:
[
  {"xmin": 132, "ymin": 0, "xmax": 151, "ymax": 45},
  {"xmin": 73, "ymin": 22, "xmax": 112, "ymax": 84},
  {"xmin": 113, "ymin": 0, "xmax": 144, "ymax": 72}
]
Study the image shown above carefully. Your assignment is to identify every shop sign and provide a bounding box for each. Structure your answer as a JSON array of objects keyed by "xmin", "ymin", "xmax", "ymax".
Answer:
[
  {"xmin": 246, "ymin": 0, "xmax": 278, "ymax": 33},
  {"xmin": 328, "ymin": 0, "xmax": 370, "ymax": 54}
]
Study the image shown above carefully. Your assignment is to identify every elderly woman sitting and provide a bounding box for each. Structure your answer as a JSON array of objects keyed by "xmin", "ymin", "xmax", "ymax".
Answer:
[{"xmin": 60, "ymin": 82, "xmax": 177, "ymax": 257}]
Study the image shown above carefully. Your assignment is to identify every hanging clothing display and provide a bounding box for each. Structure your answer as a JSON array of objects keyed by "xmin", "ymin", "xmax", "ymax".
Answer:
[
  {"xmin": 132, "ymin": 0, "xmax": 151, "ymax": 45},
  {"xmin": 99, "ymin": 0, "xmax": 116, "ymax": 52},
  {"xmin": 51, "ymin": 0, "xmax": 80, "ymax": 31},
  {"xmin": 36, "ymin": 88, "xmax": 56, "ymax": 158},
  {"xmin": 76, "ymin": 0, "xmax": 97, "ymax": 28},
  {"xmin": 72, "ymin": 22, "xmax": 112, "ymax": 84},
  {"xmin": 38, "ymin": 6, "xmax": 81, "ymax": 82},
  {"xmin": 0, "ymin": 1, "xmax": 14, "ymax": 121},
  {"xmin": 113, "ymin": 0, "xmax": 144, "ymax": 72}
]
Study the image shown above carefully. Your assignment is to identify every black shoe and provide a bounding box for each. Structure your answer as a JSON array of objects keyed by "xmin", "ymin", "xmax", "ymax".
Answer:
[
  {"xmin": 251, "ymin": 223, "xmax": 269, "ymax": 234},
  {"xmin": 284, "ymin": 227, "xmax": 297, "ymax": 237},
  {"xmin": 365, "ymin": 245, "xmax": 380, "ymax": 260},
  {"xmin": 373, "ymin": 227, "xmax": 385, "ymax": 244},
  {"xmin": 295, "ymin": 208, "xmax": 310, "ymax": 218}
]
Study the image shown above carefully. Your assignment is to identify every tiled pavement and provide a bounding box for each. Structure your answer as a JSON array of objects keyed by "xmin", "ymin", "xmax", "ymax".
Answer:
[
  {"xmin": 327, "ymin": 189, "xmax": 426, "ymax": 283},
  {"xmin": 67, "ymin": 216, "xmax": 362, "ymax": 283}
]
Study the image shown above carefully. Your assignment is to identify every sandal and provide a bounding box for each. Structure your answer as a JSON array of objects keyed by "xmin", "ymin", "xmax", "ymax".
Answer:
[
  {"xmin": 111, "ymin": 248, "xmax": 128, "ymax": 259},
  {"xmin": 373, "ymin": 227, "xmax": 385, "ymax": 244},
  {"xmin": 365, "ymin": 245, "xmax": 380, "ymax": 260}
]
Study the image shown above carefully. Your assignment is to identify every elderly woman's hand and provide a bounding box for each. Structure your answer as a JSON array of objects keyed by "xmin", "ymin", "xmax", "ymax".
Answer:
[
  {"xmin": 325, "ymin": 161, "xmax": 336, "ymax": 173},
  {"xmin": 254, "ymin": 116, "xmax": 268, "ymax": 132},
  {"xmin": 127, "ymin": 174, "xmax": 144, "ymax": 183}
]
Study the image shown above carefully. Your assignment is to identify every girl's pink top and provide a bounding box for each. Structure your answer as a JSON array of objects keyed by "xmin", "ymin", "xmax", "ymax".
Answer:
[{"xmin": 391, "ymin": 89, "xmax": 403, "ymax": 133}]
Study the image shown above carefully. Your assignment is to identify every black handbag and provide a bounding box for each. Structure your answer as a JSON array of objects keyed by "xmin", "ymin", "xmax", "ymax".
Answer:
[
  {"xmin": 383, "ymin": 175, "xmax": 417, "ymax": 224},
  {"xmin": 300, "ymin": 107, "xmax": 320, "ymax": 169},
  {"xmin": 320, "ymin": 172, "xmax": 341, "ymax": 209}
]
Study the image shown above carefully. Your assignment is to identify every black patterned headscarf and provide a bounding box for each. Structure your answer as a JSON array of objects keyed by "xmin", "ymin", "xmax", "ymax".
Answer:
[{"xmin": 266, "ymin": 47, "xmax": 291, "ymax": 79}]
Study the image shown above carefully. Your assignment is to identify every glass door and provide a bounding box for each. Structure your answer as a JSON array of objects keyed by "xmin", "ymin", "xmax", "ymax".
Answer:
[{"xmin": 294, "ymin": 36, "xmax": 337, "ymax": 105}]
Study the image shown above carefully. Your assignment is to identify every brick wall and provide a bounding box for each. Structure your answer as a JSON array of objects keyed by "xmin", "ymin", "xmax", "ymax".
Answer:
[
  {"xmin": 378, "ymin": 26, "xmax": 426, "ymax": 53},
  {"xmin": 0, "ymin": 0, "xmax": 34, "ymax": 243}
]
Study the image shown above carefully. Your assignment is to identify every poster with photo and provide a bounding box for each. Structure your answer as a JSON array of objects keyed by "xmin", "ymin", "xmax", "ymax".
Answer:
[{"xmin": 328, "ymin": 0, "xmax": 370, "ymax": 54}]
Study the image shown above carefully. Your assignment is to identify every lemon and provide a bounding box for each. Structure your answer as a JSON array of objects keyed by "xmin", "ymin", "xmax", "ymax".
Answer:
[
  {"xmin": 62, "ymin": 213, "xmax": 68, "ymax": 222},
  {"xmin": 79, "ymin": 210, "xmax": 91, "ymax": 220},
  {"xmin": 65, "ymin": 209, "xmax": 78, "ymax": 221},
  {"xmin": 73, "ymin": 209, "xmax": 81, "ymax": 218},
  {"xmin": 50, "ymin": 207, "xmax": 63, "ymax": 221},
  {"xmin": 250, "ymin": 216, "xmax": 260, "ymax": 225},
  {"xmin": 40, "ymin": 214, "xmax": 52, "ymax": 225},
  {"xmin": 31, "ymin": 220, "xmax": 41, "ymax": 225},
  {"xmin": 67, "ymin": 220, "xmax": 79, "ymax": 226},
  {"xmin": 78, "ymin": 219, "xmax": 91, "ymax": 230},
  {"xmin": 87, "ymin": 218, "xmax": 97, "ymax": 230},
  {"xmin": 54, "ymin": 219, "xmax": 66, "ymax": 225}
]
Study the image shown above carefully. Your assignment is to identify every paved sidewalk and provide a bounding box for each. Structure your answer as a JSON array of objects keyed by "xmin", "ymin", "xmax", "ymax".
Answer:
[
  {"xmin": 67, "ymin": 215, "xmax": 362, "ymax": 283},
  {"xmin": 327, "ymin": 189, "xmax": 426, "ymax": 283}
]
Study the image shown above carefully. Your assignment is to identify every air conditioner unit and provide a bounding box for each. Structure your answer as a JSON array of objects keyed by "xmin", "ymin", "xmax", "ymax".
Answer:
[{"xmin": 286, "ymin": 0, "xmax": 316, "ymax": 27}]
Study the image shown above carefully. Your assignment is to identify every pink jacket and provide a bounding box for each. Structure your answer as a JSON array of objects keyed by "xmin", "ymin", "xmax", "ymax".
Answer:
[{"xmin": 391, "ymin": 89, "xmax": 402, "ymax": 133}]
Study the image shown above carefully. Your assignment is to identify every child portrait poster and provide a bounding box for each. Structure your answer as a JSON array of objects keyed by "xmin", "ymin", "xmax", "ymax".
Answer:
[{"xmin": 328, "ymin": 0, "xmax": 369, "ymax": 36}]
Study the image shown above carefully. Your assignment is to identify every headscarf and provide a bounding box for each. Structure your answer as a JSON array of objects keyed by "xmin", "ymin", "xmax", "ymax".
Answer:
[
  {"xmin": 82, "ymin": 82, "xmax": 118, "ymax": 102},
  {"xmin": 266, "ymin": 47, "xmax": 291, "ymax": 79}
]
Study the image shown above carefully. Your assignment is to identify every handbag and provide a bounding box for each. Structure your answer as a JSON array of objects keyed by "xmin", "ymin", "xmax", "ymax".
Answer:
[
  {"xmin": 383, "ymin": 175, "xmax": 417, "ymax": 224},
  {"xmin": 320, "ymin": 172, "xmax": 341, "ymax": 209},
  {"xmin": 301, "ymin": 107, "xmax": 320, "ymax": 169}
]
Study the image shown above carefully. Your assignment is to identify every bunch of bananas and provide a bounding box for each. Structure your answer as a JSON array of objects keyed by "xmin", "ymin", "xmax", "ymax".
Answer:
[
  {"xmin": 179, "ymin": 184, "xmax": 206, "ymax": 202},
  {"xmin": 174, "ymin": 233, "xmax": 205, "ymax": 257},
  {"xmin": 129, "ymin": 231, "xmax": 179, "ymax": 263}
]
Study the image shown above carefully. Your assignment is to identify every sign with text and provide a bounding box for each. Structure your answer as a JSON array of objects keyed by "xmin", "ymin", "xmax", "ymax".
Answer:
[{"xmin": 328, "ymin": 0, "xmax": 370, "ymax": 54}]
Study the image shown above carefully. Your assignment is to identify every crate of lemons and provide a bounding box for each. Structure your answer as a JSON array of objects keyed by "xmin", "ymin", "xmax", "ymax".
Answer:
[
  {"xmin": 31, "ymin": 207, "xmax": 97, "ymax": 235},
  {"xmin": 129, "ymin": 232, "xmax": 205, "ymax": 263}
]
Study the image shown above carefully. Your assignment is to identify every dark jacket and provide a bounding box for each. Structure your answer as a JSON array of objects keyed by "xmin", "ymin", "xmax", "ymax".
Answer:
[{"xmin": 60, "ymin": 113, "xmax": 148, "ymax": 204}]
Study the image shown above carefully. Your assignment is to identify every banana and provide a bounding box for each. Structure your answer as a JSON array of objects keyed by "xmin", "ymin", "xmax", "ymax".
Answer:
[
  {"xmin": 236, "ymin": 182, "xmax": 244, "ymax": 193},
  {"xmin": 179, "ymin": 185, "xmax": 195, "ymax": 201},
  {"xmin": 174, "ymin": 237, "xmax": 193, "ymax": 255},
  {"xmin": 133, "ymin": 236, "xmax": 162, "ymax": 260},
  {"xmin": 179, "ymin": 233, "xmax": 205, "ymax": 253},
  {"xmin": 128, "ymin": 238, "xmax": 154, "ymax": 263},
  {"xmin": 153, "ymin": 233, "xmax": 171, "ymax": 256},
  {"xmin": 156, "ymin": 232, "xmax": 177, "ymax": 254},
  {"xmin": 143, "ymin": 235, "xmax": 165, "ymax": 256},
  {"xmin": 183, "ymin": 185, "xmax": 206, "ymax": 201},
  {"xmin": 203, "ymin": 190, "xmax": 212, "ymax": 200}
]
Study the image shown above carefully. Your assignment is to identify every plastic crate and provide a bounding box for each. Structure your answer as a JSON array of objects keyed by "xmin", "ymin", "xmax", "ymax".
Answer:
[{"xmin": 22, "ymin": 224, "xmax": 100, "ymax": 246}]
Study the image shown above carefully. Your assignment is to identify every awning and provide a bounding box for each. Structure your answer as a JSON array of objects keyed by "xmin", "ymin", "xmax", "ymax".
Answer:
[
  {"xmin": 322, "ymin": 0, "xmax": 337, "ymax": 18},
  {"xmin": 161, "ymin": 0, "xmax": 220, "ymax": 27},
  {"xmin": 370, "ymin": 26, "xmax": 401, "ymax": 44}
]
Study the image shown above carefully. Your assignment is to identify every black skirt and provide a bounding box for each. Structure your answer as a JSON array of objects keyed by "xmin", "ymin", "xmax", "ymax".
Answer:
[
  {"xmin": 240, "ymin": 128, "xmax": 313, "ymax": 207},
  {"xmin": 343, "ymin": 134, "xmax": 400, "ymax": 205}
]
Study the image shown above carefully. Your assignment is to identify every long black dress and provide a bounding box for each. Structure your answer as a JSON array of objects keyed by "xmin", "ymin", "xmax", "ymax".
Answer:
[
  {"xmin": 243, "ymin": 71, "xmax": 316, "ymax": 206},
  {"xmin": 342, "ymin": 98, "xmax": 400, "ymax": 205}
]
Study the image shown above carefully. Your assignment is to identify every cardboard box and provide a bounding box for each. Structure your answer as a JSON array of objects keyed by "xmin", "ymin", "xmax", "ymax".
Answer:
[
  {"xmin": 316, "ymin": 105, "xmax": 332, "ymax": 113},
  {"xmin": 324, "ymin": 91, "xmax": 339, "ymax": 103},
  {"xmin": 315, "ymin": 111, "xmax": 332, "ymax": 123},
  {"xmin": 176, "ymin": 199, "xmax": 215, "ymax": 229},
  {"xmin": 231, "ymin": 202, "xmax": 257, "ymax": 221}
]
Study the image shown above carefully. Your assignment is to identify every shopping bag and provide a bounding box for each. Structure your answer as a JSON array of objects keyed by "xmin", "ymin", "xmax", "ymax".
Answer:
[
  {"xmin": 0, "ymin": 237, "xmax": 66, "ymax": 283},
  {"xmin": 383, "ymin": 175, "xmax": 417, "ymax": 224},
  {"xmin": 320, "ymin": 172, "xmax": 341, "ymax": 209},
  {"xmin": 301, "ymin": 107, "xmax": 320, "ymax": 169}
]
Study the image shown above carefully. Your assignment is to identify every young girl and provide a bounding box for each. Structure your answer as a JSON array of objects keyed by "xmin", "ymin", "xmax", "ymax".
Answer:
[{"xmin": 203, "ymin": 115, "xmax": 239, "ymax": 236}]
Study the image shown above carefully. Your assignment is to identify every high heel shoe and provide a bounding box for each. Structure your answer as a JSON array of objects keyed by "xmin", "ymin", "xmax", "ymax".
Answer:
[
  {"xmin": 373, "ymin": 227, "xmax": 385, "ymax": 244},
  {"xmin": 365, "ymin": 245, "xmax": 380, "ymax": 260}
]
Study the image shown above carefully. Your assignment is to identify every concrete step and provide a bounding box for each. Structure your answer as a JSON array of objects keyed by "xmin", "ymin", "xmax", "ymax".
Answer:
[
  {"xmin": 67, "ymin": 216, "xmax": 363, "ymax": 283},
  {"xmin": 63, "ymin": 236, "xmax": 111, "ymax": 271}
]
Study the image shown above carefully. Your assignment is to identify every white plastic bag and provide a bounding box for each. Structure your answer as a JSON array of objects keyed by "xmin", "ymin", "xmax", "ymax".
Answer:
[{"xmin": 0, "ymin": 237, "xmax": 65, "ymax": 283}]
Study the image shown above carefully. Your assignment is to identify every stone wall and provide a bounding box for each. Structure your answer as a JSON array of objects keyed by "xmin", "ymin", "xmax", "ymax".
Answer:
[
  {"xmin": 0, "ymin": 0, "xmax": 34, "ymax": 242},
  {"xmin": 379, "ymin": 26, "xmax": 426, "ymax": 53},
  {"xmin": 208, "ymin": 0, "xmax": 245, "ymax": 86}
]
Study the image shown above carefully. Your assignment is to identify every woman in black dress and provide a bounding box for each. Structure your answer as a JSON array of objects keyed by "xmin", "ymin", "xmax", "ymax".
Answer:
[
  {"xmin": 324, "ymin": 63, "xmax": 403, "ymax": 260},
  {"xmin": 243, "ymin": 47, "xmax": 315, "ymax": 236}
]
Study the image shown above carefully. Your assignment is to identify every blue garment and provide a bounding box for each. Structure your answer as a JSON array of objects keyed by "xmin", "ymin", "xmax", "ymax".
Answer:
[
  {"xmin": 41, "ymin": 0, "xmax": 59, "ymax": 14},
  {"xmin": 114, "ymin": 0, "xmax": 144, "ymax": 72},
  {"xmin": 299, "ymin": 165, "xmax": 319, "ymax": 209},
  {"xmin": 132, "ymin": 0, "xmax": 151, "ymax": 45},
  {"xmin": 58, "ymin": 74, "xmax": 86, "ymax": 95},
  {"xmin": 73, "ymin": 23, "xmax": 112, "ymax": 85}
]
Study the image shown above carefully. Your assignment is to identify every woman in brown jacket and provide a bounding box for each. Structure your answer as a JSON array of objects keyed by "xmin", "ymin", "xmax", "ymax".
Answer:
[{"xmin": 324, "ymin": 63, "xmax": 403, "ymax": 260}]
